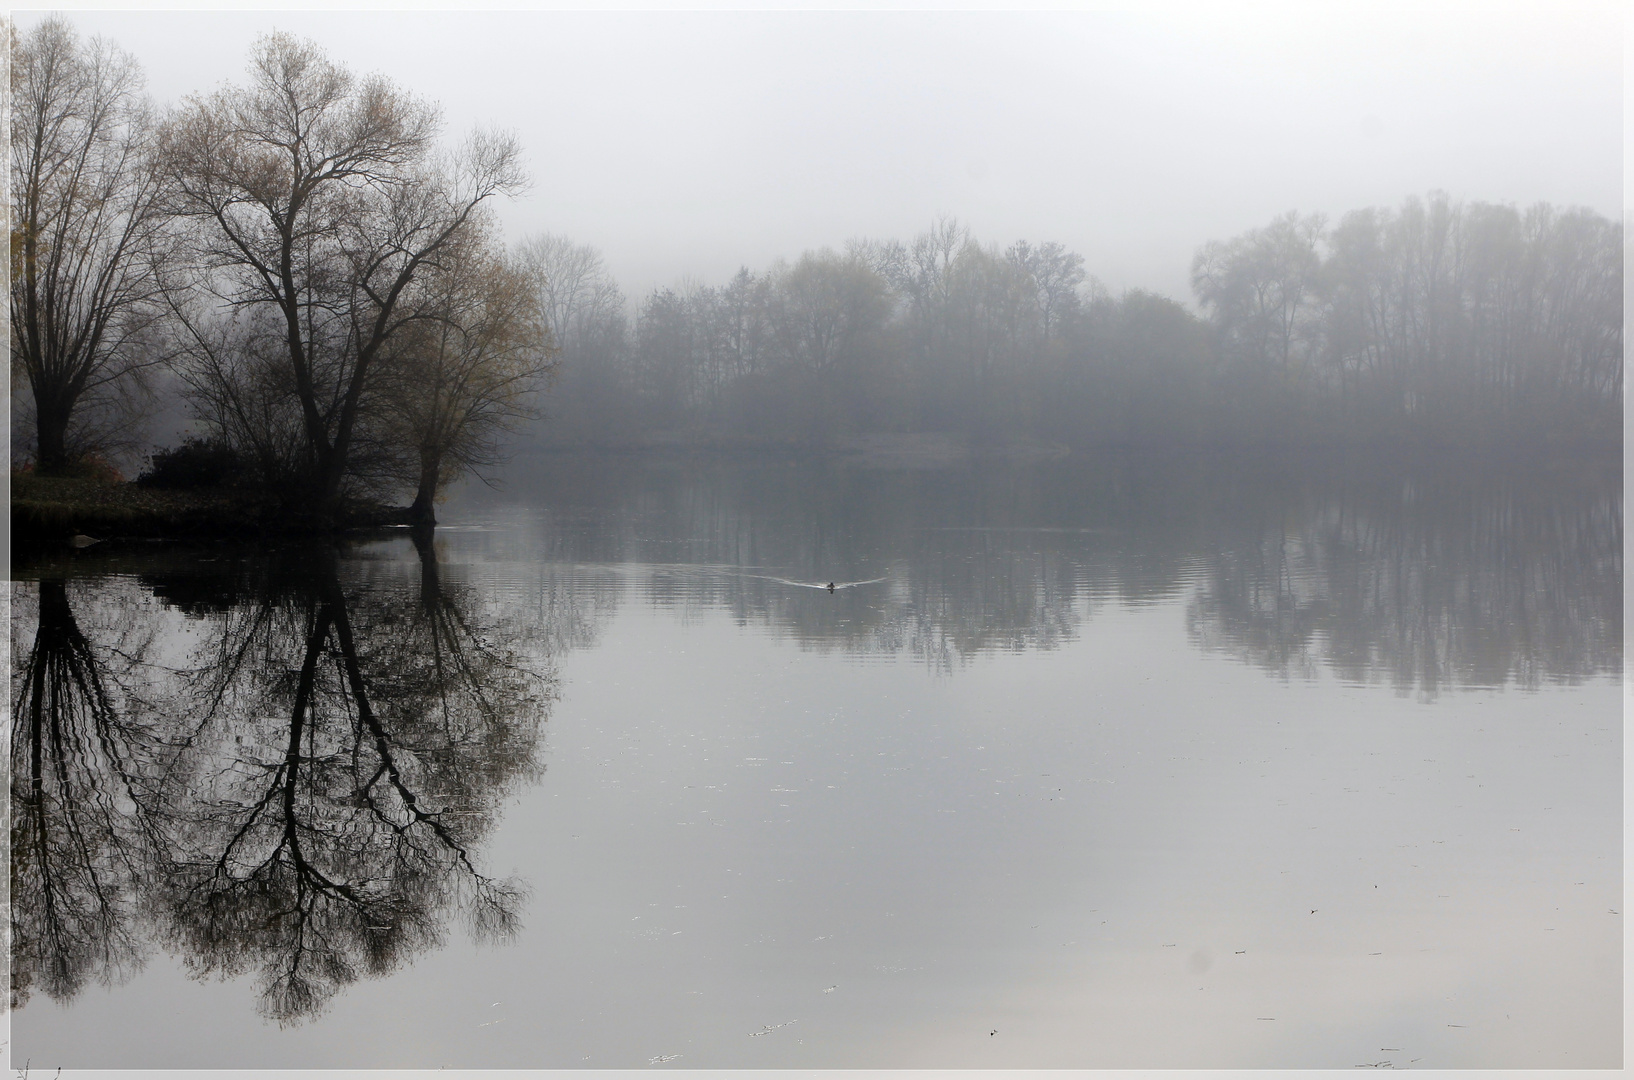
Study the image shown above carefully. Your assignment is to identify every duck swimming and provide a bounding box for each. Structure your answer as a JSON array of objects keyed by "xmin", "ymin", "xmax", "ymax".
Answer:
[{"xmin": 756, "ymin": 574, "xmax": 889, "ymax": 592}]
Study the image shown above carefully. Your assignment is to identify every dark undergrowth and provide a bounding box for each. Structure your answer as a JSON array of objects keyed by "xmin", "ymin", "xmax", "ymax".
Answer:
[{"xmin": 10, "ymin": 472, "xmax": 411, "ymax": 561}]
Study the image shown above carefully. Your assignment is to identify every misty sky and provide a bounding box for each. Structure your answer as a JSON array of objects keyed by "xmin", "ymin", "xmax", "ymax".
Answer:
[{"xmin": 24, "ymin": 4, "xmax": 1623, "ymax": 303}]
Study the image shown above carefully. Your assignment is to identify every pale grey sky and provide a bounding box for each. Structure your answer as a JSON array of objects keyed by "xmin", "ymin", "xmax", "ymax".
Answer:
[{"xmin": 22, "ymin": 4, "xmax": 1624, "ymax": 303}]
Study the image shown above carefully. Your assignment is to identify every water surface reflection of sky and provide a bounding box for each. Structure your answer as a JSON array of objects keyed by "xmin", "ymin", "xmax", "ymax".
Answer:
[{"xmin": 10, "ymin": 454, "xmax": 1621, "ymax": 1069}]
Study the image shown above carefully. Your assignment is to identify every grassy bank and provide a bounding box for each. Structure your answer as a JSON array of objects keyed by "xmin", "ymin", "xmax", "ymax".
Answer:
[{"xmin": 11, "ymin": 472, "xmax": 412, "ymax": 556}]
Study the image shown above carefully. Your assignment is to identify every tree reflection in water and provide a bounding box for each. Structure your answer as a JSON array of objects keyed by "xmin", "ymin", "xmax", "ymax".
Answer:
[
  {"xmin": 1185, "ymin": 471, "xmax": 1622, "ymax": 696},
  {"xmin": 9, "ymin": 455, "xmax": 1620, "ymax": 1023},
  {"xmin": 10, "ymin": 578, "xmax": 164, "ymax": 1009},
  {"xmin": 10, "ymin": 536, "xmax": 557, "ymax": 1023},
  {"xmin": 489, "ymin": 453, "xmax": 1620, "ymax": 688}
]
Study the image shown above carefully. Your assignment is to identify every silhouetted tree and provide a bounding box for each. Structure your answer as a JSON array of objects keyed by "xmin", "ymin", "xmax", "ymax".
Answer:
[
  {"xmin": 161, "ymin": 33, "xmax": 525, "ymax": 516},
  {"xmin": 9, "ymin": 18, "xmax": 172, "ymax": 472}
]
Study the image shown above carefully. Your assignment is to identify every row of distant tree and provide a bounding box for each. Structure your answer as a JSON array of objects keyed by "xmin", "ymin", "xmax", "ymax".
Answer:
[
  {"xmin": 534, "ymin": 196, "xmax": 1620, "ymax": 451},
  {"xmin": 10, "ymin": 19, "xmax": 1621, "ymax": 525}
]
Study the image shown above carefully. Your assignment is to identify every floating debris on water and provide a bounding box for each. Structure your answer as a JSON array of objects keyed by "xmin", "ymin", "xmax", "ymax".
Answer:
[
  {"xmin": 749, "ymin": 1020, "xmax": 798, "ymax": 1037},
  {"xmin": 648, "ymin": 1054, "xmax": 681, "ymax": 1064}
]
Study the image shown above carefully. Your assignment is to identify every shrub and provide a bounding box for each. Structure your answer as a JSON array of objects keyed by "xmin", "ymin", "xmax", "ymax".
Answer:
[{"xmin": 137, "ymin": 438, "xmax": 245, "ymax": 490}]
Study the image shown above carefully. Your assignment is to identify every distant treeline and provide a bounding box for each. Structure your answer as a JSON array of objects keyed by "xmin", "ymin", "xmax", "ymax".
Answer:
[
  {"xmin": 11, "ymin": 14, "xmax": 1621, "ymax": 519},
  {"xmin": 530, "ymin": 195, "xmax": 1620, "ymax": 451}
]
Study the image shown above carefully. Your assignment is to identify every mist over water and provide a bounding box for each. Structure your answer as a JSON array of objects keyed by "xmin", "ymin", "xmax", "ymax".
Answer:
[
  {"xmin": 445, "ymin": 451, "xmax": 1621, "ymax": 689},
  {"xmin": 6, "ymin": 6, "xmax": 1622, "ymax": 1072},
  {"xmin": 10, "ymin": 451, "xmax": 1620, "ymax": 1068}
]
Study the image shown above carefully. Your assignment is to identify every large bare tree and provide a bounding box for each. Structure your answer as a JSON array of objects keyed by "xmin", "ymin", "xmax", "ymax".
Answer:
[
  {"xmin": 161, "ymin": 32, "xmax": 525, "ymax": 517},
  {"xmin": 9, "ymin": 17, "xmax": 172, "ymax": 472}
]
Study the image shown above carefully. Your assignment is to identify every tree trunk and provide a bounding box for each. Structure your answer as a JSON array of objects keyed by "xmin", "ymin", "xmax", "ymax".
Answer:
[
  {"xmin": 410, "ymin": 526, "xmax": 440, "ymax": 611},
  {"xmin": 308, "ymin": 444, "xmax": 346, "ymax": 524},
  {"xmin": 407, "ymin": 448, "xmax": 441, "ymax": 525},
  {"xmin": 35, "ymin": 399, "xmax": 71, "ymax": 474}
]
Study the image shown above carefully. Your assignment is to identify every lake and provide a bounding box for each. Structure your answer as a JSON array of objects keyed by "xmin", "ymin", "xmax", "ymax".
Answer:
[{"xmin": 8, "ymin": 450, "xmax": 1622, "ymax": 1069}]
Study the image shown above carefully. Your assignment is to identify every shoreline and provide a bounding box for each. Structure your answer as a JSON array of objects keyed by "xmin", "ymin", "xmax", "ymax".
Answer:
[
  {"xmin": 10, "ymin": 473, "xmax": 414, "ymax": 557},
  {"xmin": 11, "ymin": 437, "xmax": 1619, "ymax": 561}
]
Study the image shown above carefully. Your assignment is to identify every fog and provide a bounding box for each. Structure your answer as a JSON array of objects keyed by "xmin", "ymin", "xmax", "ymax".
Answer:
[
  {"xmin": 23, "ymin": 5, "xmax": 1621, "ymax": 303},
  {"xmin": 9, "ymin": 7, "xmax": 1623, "ymax": 1070}
]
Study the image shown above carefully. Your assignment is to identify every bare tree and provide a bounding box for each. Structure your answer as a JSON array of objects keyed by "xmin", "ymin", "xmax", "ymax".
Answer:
[
  {"xmin": 9, "ymin": 17, "xmax": 172, "ymax": 472},
  {"xmin": 1005, "ymin": 240, "xmax": 1086, "ymax": 344},
  {"xmin": 161, "ymin": 33, "xmax": 525, "ymax": 517},
  {"xmin": 382, "ymin": 231, "xmax": 557, "ymax": 524},
  {"xmin": 515, "ymin": 234, "xmax": 630, "ymax": 443},
  {"xmin": 879, "ymin": 215, "xmax": 970, "ymax": 369},
  {"xmin": 765, "ymin": 248, "xmax": 893, "ymax": 376},
  {"xmin": 517, "ymin": 233, "xmax": 625, "ymax": 358},
  {"xmin": 1318, "ymin": 193, "xmax": 1621, "ymax": 442},
  {"xmin": 1191, "ymin": 211, "xmax": 1325, "ymax": 381}
]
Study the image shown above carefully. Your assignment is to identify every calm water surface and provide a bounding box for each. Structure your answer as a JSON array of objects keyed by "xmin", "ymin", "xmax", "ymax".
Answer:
[{"xmin": 9, "ymin": 453, "xmax": 1622, "ymax": 1069}]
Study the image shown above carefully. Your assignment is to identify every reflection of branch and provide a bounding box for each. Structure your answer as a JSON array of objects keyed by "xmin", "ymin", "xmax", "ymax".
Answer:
[
  {"xmin": 158, "ymin": 544, "xmax": 541, "ymax": 1022},
  {"xmin": 331, "ymin": 578, "xmax": 479, "ymax": 879},
  {"xmin": 409, "ymin": 528, "xmax": 526, "ymax": 737},
  {"xmin": 10, "ymin": 581, "xmax": 159, "ymax": 1008},
  {"xmin": 8, "ymin": 542, "xmax": 554, "ymax": 1025},
  {"xmin": 200, "ymin": 602, "xmax": 281, "ymax": 723}
]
